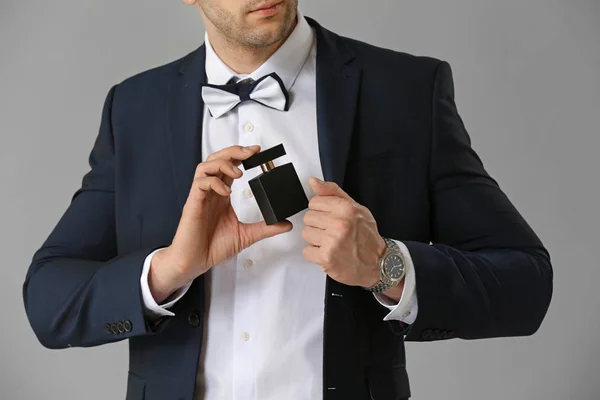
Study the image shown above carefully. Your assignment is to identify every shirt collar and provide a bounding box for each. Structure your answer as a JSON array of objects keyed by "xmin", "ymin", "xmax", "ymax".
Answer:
[{"xmin": 204, "ymin": 9, "xmax": 314, "ymax": 90}]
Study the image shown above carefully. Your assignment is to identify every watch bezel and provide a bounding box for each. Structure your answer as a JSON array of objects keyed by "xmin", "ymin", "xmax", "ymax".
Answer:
[{"xmin": 379, "ymin": 244, "xmax": 406, "ymax": 285}]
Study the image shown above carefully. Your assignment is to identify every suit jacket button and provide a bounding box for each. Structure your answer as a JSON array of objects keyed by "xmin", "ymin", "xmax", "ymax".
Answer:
[
  {"xmin": 117, "ymin": 322, "xmax": 125, "ymax": 333},
  {"xmin": 110, "ymin": 323, "xmax": 119, "ymax": 334},
  {"xmin": 188, "ymin": 311, "xmax": 201, "ymax": 328},
  {"xmin": 123, "ymin": 320, "xmax": 133, "ymax": 332},
  {"xmin": 105, "ymin": 324, "xmax": 113, "ymax": 334}
]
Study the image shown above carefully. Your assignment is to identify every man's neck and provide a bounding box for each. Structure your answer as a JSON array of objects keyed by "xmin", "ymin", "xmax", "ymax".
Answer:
[{"xmin": 206, "ymin": 18, "xmax": 298, "ymax": 75}]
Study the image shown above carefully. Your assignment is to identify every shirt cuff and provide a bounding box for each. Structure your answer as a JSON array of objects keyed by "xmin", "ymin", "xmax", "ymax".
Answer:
[
  {"xmin": 372, "ymin": 240, "xmax": 418, "ymax": 325},
  {"xmin": 140, "ymin": 248, "xmax": 192, "ymax": 318}
]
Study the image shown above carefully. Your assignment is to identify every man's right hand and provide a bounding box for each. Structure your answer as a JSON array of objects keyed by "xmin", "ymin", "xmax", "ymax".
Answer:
[{"xmin": 148, "ymin": 145, "xmax": 293, "ymax": 303}]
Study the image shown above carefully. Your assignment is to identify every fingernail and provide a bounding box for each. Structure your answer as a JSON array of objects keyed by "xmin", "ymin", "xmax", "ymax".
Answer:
[
  {"xmin": 224, "ymin": 184, "xmax": 231, "ymax": 191},
  {"xmin": 311, "ymin": 176, "xmax": 323, "ymax": 183},
  {"xmin": 233, "ymin": 165, "xmax": 241, "ymax": 173},
  {"xmin": 242, "ymin": 145, "xmax": 259, "ymax": 153}
]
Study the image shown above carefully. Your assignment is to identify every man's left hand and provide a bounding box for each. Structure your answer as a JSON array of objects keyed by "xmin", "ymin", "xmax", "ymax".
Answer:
[{"xmin": 301, "ymin": 177, "xmax": 386, "ymax": 288}]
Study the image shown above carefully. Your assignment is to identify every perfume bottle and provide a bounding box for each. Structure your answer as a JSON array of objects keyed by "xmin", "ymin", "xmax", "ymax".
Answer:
[{"xmin": 241, "ymin": 144, "xmax": 309, "ymax": 225}]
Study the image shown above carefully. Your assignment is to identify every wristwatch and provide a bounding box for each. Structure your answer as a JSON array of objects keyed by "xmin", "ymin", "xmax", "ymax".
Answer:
[{"xmin": 363, "ymin": 238, "xmax": 406, "ymax": 293}]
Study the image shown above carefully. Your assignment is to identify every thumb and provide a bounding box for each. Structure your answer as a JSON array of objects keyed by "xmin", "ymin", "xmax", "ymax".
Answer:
[
  {"xmin": 309, "ymin": 176, "xmax": 352, "ymax": 200},
  {"xmin": 240, "ymin": 220, "xmax": 293, "ymax": 248}
]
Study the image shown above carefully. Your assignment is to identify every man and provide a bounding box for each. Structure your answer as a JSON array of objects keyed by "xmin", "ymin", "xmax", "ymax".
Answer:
[{"xmin": 22, "ymin": 1, "xmax": 553, "ymax": 399}]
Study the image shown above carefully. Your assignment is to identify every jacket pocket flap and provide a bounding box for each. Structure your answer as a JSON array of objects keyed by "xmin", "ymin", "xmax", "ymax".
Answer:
[
  {"xmin": 126, "ymin": 371, "xmax": 146, "ymax": 400},
  {"xmin": 367, "ymin": 365, "xmax": 411, "ymax": 399}
]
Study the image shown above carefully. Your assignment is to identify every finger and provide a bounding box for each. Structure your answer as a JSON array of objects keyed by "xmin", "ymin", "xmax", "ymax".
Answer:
[
  {"xmin": 301, "ymin": 225, "xmax": 326, "ymax": 247},
  {"xmin": 302, "ymin": 245, "xmax": 322, "ymax": 265},
  {"xmin": 308, "ymin": 195, "xmax": 348, "ymax": 213},
  {"xmin": 309, "ymin": 177, "xmax": 353, "ymax": 201},
  {"xmin": 196, "ymin": 159, "xmax": 243, "ymax": 180},
  {"xmin": 194, "ymin": 176, "xmax": 232, "ymax": 198},
  {"xmin": 222, "ymin": 159, "xmax": 248, "ymax": 188},
  {"xmin": 240, "ymin": 220, "xmax": 293, "ymax": 248},
  {"xmin": 205, "ymin": 145, "xmax": 261, "ymax": 163},
  {"xmin": 303, "ymin": 210, "xmax": 334, "ymax": 230}
]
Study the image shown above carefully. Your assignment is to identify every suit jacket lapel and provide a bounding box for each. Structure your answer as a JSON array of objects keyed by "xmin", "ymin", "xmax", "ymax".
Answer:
[
  {"xmin": 308, "ymin": 17, "xmax": 361, "ymax": 188},
  {"xmin": 167, "ymin": 46, "xmax": 207, "ymax": 212}
]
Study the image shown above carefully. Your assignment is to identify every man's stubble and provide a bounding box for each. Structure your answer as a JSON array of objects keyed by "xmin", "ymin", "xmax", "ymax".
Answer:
[{"xmin": 199, "ymin": 0, "xmax": 299, "ymax": 49}]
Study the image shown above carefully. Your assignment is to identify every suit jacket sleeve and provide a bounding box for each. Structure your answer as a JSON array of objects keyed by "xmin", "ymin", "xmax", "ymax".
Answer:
[
  {"xmin": 22, "ymin": 85, "xmax": 169, "ymax": 349},
  {"xmin": 402, "ymin": 61, "xmax": 553, "ymax": 342}
]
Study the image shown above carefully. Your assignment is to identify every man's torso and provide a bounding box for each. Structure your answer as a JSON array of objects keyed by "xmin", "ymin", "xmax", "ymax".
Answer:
[{"xmin": 112, "ymin": 17, "xmax": 439, "ymax": 400}]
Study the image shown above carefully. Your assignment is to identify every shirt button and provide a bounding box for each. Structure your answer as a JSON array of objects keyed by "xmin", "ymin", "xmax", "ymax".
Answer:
[
  {"xmin": 243, "ymin": 259, "xmax": 253, "ymax": 269},
  {"xmin": 244, "ymin": 123, "xmax": 254, "ymax": 132},
  {"xmin": 243, "ymin": 188, "xmax": 254, "ymax": 199},
  {"xmin": 241, "ymin": 332, "xmax": 250, "ymax": 341},
  {"xmin": 403, "ymin": 311, "xmax": 411, "ymax": 318}
]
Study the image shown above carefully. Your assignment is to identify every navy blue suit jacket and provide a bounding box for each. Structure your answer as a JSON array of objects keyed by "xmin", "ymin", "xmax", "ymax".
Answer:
[{"xmin": 23, "ymin": 16, "xmax": 552, "ymax": 400}]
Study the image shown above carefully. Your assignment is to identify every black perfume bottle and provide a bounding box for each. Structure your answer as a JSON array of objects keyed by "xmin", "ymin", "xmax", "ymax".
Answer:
[{"xmin": 241, "ymin": 144, "xmax": 309, "ymax": 225}]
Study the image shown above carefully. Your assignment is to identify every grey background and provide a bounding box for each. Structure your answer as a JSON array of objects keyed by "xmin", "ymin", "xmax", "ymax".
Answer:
[{"xmin": 1, "ymin": 0, "xmax": 598, "ymax": 399}]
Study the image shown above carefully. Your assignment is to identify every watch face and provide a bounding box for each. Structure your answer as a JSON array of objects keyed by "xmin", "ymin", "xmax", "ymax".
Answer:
[{"xmin": 384, "ymin": 253, "xmax": 405, "ymax": 280}]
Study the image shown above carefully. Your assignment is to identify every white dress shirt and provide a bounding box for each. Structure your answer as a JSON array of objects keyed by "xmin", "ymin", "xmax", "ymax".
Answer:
[{"xmin": 139, "ymin": 11, "xmax": 418, "ymax": 400}]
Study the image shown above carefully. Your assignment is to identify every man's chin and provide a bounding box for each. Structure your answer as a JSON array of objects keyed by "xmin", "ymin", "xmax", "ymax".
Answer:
[
  {"xmin": 247, "ymin": 13, "xmax": 286, "ymax": 29},
  {"xmin": 242, "ymin": 25, "xmax": 287, "ymax": 46}
]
